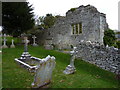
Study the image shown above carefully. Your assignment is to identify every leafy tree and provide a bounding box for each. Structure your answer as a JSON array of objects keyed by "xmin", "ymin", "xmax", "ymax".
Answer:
[
  {"xmin": 38, "ymin": 14, "xmax": 56, "ymax": 29},
  {"xmin": 103, "ymin": 29, "xmax": 116, "ymax": 46},
  {"xmin": 2, "ymin": 2, "xmax": 35, "ymax": 37}
]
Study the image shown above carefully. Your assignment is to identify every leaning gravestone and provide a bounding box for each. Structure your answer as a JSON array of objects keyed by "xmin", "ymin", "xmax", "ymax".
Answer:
[
  {"xmin": 32, "ymin": 35, "xmax": 38, "ymax": 46},
  {"xmin": 2, "ymin": 34, "xmax": 8, "ymax": 48},
  {"xmin": 31, "ymin": 55, "xmax": 56, "ymax": 88},
  {"xmin": 10, "ymin": 39, "xmax": 15, "ymax": 48},
  {"xmin": 63, "ymin": 47, "xmax": 78, "ymax": 74},
  {"xmin": 15, "ymin": 36, "xmax": 56, "ymax": 88}
]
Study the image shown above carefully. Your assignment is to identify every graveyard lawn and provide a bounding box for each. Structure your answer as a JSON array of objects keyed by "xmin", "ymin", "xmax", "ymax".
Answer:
[{"xmin": 2, "ymin": 46, "xmax": 119, "ymax": 88}]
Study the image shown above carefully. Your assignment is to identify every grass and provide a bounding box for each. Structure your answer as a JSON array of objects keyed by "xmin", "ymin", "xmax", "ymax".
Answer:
[
  {"xmin": 2, "ymin": 36, "xmax": 21, "ymax": 46},
  {"xmin": 2, "ymin": 45, "xmax": 119, "ymax": 88}
]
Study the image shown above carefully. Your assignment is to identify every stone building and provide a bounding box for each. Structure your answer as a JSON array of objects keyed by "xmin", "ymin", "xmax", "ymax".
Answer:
[{"xmin": 40, "ymin": 5, "xmax": 108, "ymax": 49}]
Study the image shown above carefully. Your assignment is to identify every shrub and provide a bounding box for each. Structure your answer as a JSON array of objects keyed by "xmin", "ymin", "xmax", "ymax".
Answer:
[
  {"xmin": 103, "ymin": 29, "xmax": 116, "ymax": 46},
  {"xmin": 69, "ymin": 8, "xmax": 76, "ymax": 12},
  {"xmin": 116, "ymin": 41, "xmax": 120, "ymax": 49}
]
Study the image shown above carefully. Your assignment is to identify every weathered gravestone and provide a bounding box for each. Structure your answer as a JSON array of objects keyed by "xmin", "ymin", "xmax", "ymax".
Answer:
[
  {"xmin": 2, "ymin": 34, "xmax": 8, "ymax": 48},
  {"xmin": 19, "ymin": 37, "xmax": 31, "ymax": 61},
  {"xmin": 31, "ymin": 55, "xmax": 56, "ymax": 88},
  {"xmin": 63, "ymin": 47, "xmax": 78, "ymax": 74},
  {"xmin": 15, "ymin": 37, "xmax": 56, "ymax": 88},
  {"xmin": 10, "ymin": 39, "xmax": 15, "ymax": 48},
  {"xmin": 32, "ymin": 35, "xmax": 38, "ymax": 46}
]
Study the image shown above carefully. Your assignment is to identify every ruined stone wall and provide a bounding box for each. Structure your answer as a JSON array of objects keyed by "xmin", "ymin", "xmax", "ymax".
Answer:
[
  {"xmin": 41, "ymin": 5, "xmax": 108, "ymax": 49},
  {"xmin": 76, "ymin": 42, "xmax": 120, "ymax": 74}
]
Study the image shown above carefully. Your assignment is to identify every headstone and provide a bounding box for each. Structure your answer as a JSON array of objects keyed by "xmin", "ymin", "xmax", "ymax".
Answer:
[
  {"xmin": 32, "ymin": 35, "xmax": 38, "ymax": 46},
  {"xmin": 20, "ymin": 37, "xmax": 31, "ymax": 60},
  {"xmin": 63, "ymin": 47, "xmax": 78, "ymax": 74},
  {"xmin": 24, "ymin": 37, "xmax": 29, "ymax": 52},
  {"xmin": 31, "ymin": 55, "xmax": 56, "ymax": 88},
  {"xmin": 10, "ymin": 39, "xmax": 15, "ymax": 48},
  {"xmin": 2, "ymin": 34, "xmax": 8, "ymax": 48},
  {"xmin": 15, "ymin": 54, "xmax": 56, "ymax": 88}
]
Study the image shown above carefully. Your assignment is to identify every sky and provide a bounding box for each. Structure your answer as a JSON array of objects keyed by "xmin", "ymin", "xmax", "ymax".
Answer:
[{"xmin": 27, "ymin": 0, "xmax": 120, "ymax": 31}]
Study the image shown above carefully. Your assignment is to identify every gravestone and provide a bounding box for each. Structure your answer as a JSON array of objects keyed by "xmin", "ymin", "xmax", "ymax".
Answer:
[
  {"xmin": 31, "ymin": 55, "xmax": 56, "ymax": 88},
  {"xmin": 20, "ymin": 37, "xmax": 31, "ymax": 61},
  {"xmin": 2, "ymin": 34, "xmax": 8, "ymax": 48},
  {"xmin": 15, "ymin": 36, "xmax": 56, "ymax": 88},
  {"xmin": 63, "ymin": 47, "xmax": 78, "ymax": 74},
  {"xmin": 10, "ymin": 39, "xmax": 15, "ymax": 48},
  {"xmin": 32, "ymin": 35, "xmax": 38, "ymax": 46},
  {"xmin": 15, "ymin": 53, "xmax": 56, "ymax": 88}
]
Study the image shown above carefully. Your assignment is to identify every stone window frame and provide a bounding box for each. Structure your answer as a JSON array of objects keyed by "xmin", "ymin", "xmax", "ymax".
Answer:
[{"xmin": 71, "ymin": 23, "xmax": 82, "ymax": 35}]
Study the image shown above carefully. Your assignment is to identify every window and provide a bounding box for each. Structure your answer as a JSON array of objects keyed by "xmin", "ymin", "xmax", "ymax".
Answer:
[{"xmin": 72, "ymin": 23, "xmax": 82, "ymax": 35}]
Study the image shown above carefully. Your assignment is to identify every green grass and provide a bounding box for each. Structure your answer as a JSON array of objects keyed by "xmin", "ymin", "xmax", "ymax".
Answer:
[
  {"xmin": 2, "ymin": 36, "xmax": 21, "ymax": 46},
  {"xmin": 2, "ymin": 46, "xmax": 119, "ymax": 88}
]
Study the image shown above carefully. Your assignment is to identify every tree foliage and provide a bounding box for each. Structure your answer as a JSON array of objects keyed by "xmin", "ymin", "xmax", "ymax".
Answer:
[
  {"xmin": 2, "ymin": 2, "xmax": 35, "ymax": 37},
  {"xmin": 103, "ymin": 29, "xmax": 116, "ymax": 46},
  {"xmin": 38, "ymin": 14, "xmax": 56, "ymax": 29}
]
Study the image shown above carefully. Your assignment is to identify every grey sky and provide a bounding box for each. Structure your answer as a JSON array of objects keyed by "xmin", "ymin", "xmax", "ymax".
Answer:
[{"xmin": 27, "ymin": 0, "xmax": 119, "ymax": 31}]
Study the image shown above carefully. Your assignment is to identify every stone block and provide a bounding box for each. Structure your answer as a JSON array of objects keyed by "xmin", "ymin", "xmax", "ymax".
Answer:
[{"xmin": 44, "ymin": 45, "xmax": 53, "ymax": 50}]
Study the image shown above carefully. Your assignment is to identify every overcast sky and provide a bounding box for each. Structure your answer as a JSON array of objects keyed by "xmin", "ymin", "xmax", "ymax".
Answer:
[{"xmin": 27, "ymin": 0, "xmax": 119, "ymax": 30}]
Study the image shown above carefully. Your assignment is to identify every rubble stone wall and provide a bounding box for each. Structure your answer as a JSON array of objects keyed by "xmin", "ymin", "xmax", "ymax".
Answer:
[{"xmin": 76, "ymin": 42, "xmax": 120, "ymax": 74}]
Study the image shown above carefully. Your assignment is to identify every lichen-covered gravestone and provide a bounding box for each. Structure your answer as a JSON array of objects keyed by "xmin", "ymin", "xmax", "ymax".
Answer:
[
  {"xmin": 63, "ymin": 47, "xmax": 78, "ymax": 74},
  {"xmin": 31, "ymin": 55, "xmax": 56, "ymax": 88}
]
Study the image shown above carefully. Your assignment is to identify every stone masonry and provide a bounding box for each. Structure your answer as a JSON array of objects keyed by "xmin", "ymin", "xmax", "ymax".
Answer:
[
  {"xmin": 76, "ymin": 42, "xmax": 120, "ymax": 74},
  {"xmin": 40, "ymin": 5, "xmax": 108, "ymax": 49}
]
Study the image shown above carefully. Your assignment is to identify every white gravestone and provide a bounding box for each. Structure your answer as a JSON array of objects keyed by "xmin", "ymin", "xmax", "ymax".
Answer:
[
  {"xmin": 63, "ymin": 47, "xmax": 78, "ymax": 74},
  {"xmin": 31, "ymin": 55, "xmax": 56, "ymax": 88},
  {"xmin": 2, "ymin": 34, "xmax": 8, "ymax": 48},
  {"xmin": 32, "ymin": 35, "xmax": 38, "ymax": 46},
  {"xmin": 10, "ymin": 39, "xmax": 15, "ymax": 48}
]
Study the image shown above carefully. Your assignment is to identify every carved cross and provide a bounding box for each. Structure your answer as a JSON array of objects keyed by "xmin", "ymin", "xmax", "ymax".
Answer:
[
  {"xmin": 69, "ymin": 47, "xmax": 78, "ymax": 67},
  {"xmin": 32, "ymin": 35, "xmax": 36, "ymax": 45},
  {"xmin": 23, "ymin": 37, "xmax": 29, "ymax": 52},
  {"xmin": 3, "ymin": 37, "xmax": 7, "ymax": 46}
]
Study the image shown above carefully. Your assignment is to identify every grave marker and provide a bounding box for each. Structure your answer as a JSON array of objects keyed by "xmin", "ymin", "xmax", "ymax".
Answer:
[
  {"xmin": 63, "ymin": 47, "xmax": 78, "ymax": 74},
  {"xmin": 10, "ymin": 39, "xmax": 15, "ymax": 48},
  {"xmin": 20, "ymin": 37, "xmax": 31, "ymax": 60},
  {"xmin": 2, "ymin": 34, "xmax": 8, "ymax": 48},
  {"xmin": 32, "ymin": 35, "xmax": 38, "ymax": 46}
]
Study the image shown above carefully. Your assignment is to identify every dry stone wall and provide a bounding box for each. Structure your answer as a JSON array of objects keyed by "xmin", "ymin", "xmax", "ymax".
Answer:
[{"xmin": 76, "ymin": 42, "xmax": 120, "ymax": 74}]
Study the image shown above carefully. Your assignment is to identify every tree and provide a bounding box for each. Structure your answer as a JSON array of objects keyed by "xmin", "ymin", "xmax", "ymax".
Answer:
[
  {"xmin": 38, "ymin": 14, "xmax": 56, "ymax": 29},
  {"xmin": 2, "ymin": 2, "xmax": 35, "ymax": 37},
  {"xmin": 103, "ymin": 29, "xmax": 116, "ymax": 46}
]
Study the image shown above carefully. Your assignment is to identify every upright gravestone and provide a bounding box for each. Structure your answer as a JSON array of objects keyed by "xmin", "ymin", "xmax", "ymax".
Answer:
[
  {"xmin": 20, "ymin": 37, "xmax": 31, "ymax": 60},
  {"xmin": 10, "ymin": 39, "xmax": 15, "ymax": 48},
  {"xmin": 63, "ymin": 47, "xmax": 78, "ymax": 74},
  {"xmin": 32, "ymin": 35, "xmax": 38, "ymax": 46},
  {"xmin": 2, "ymin": 34, "xmax": 8, "ymax": 48}
]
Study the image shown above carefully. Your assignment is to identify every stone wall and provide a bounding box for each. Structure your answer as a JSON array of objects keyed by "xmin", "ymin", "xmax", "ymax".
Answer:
[
  {"xmin": 40, "ymin": 5, "xmax": 108, "ymax": 49},
  {"xmin": 76, "ymin": 42, "xmax": 120, "ymax": 74}
]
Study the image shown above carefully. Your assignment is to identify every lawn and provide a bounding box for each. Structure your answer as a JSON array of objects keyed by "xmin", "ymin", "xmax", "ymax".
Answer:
[{"xmin": 2, "ymin": 45, "xmax": 119, "ymax": 88}]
